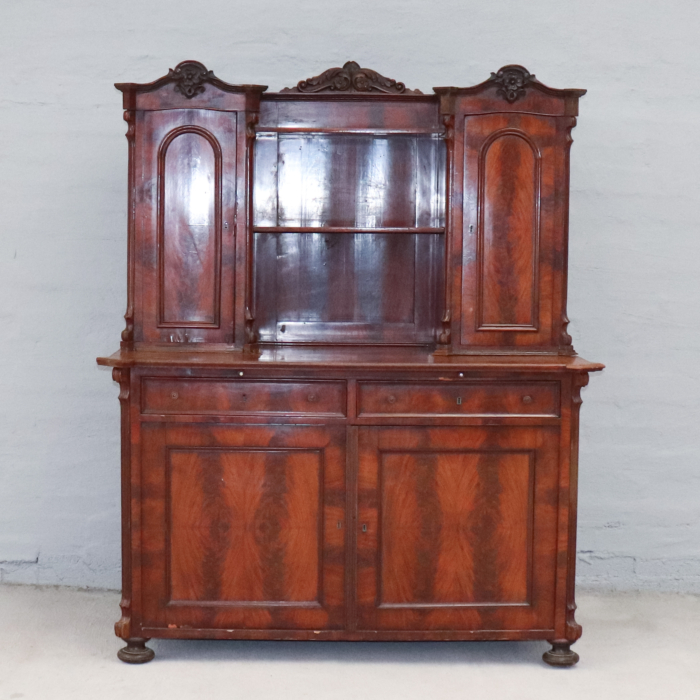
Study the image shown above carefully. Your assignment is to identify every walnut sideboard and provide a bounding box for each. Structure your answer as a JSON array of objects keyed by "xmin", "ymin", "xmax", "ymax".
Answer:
[{"xmin": 98, "ymin": 60, "xmax": 603, "ymax": 666}]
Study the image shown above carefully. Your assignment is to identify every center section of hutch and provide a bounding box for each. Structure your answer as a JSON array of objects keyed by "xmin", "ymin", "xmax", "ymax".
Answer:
[{"xmin": 98, "ymin": 60, "xmax": 602, "ymax": 666}]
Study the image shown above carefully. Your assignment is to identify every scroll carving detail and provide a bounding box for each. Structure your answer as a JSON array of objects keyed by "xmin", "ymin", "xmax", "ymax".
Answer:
[
  {"xmin": 489, "ymin": 65, "xmax": 534, "ymax": 103},
  {"xmin": 283, "ymin": 61, "xmax": 421, "ymax": 94},
  {"xmin": 168, "ymin": 60, "xmax": 215, "ymax": 99}
]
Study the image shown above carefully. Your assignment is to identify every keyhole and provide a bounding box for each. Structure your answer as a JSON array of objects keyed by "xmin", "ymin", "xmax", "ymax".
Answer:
[
  {"xmin": 456, "ymin": 397, "xmax": 462, "ymax": 405},
  {"xmin": 362, "ymin": 524, "xmax": 368, "ymax": 533},
  {"xmin": 337, "ymin": 521, "xmax": 343, "ymax": 530}
]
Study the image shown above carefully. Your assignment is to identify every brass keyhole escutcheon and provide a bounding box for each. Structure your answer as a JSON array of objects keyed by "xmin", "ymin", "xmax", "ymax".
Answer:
[
  {"xmin": 522, "ymin": 395, "xmax": 533, "ymax": 404},
  {"xmin": 171, "ymin": 392, "xmax": 179, "ymax": 400},
  {"xmin": 362, "ymin": 524, "xmax": 368, "ymax": 533},
  {"xmin": 387, "ymin": 395, "xmax": 396, "ymax": 404},
  {"xmin": 456, "ymin": 397, "xmax": 462, "ymax": 405}
]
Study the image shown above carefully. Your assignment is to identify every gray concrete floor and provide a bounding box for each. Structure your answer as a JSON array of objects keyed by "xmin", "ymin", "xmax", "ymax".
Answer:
[{"xmin": 0, "ymin": 585, "xmax": 698, "ymax": 700}]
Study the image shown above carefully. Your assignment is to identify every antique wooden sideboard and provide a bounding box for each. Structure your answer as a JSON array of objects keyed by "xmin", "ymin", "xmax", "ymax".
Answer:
[{"xmin": 97, "ymin": 60, "xmax": 603, "ymax": 666}]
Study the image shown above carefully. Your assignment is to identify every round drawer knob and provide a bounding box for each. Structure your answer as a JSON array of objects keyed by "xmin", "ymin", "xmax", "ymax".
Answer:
[
  {"xmin": 171, "ymin": 392, "xmax": 179, "ymax": 400},
  {"xmin": 307, "ymin": 394, "xmax": 318, "ymax": 403},
  {"xmin": 522, "ymin": 395, "xmax": 533, "ymax": 404},
  {"xmin": 387, "ymin": 395, "xmax": 397, "ymax": 404}
]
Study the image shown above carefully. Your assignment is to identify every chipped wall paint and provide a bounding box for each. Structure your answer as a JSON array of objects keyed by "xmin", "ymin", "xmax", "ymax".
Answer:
[{"xmin": 0, "ymin": 0, "xmax": 699, "ymax": 591}]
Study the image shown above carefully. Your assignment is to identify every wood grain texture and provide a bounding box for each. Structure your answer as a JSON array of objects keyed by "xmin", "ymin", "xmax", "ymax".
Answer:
[
  {"xmin": 135, "ymin": 109, "xmax": 238, "ymax": 345},
  {"xmin": 479, "ymin": 131, "xmax": 540, "ymax": 330},
  {"xmin": 140, "ymin": 424, "xmax": 346, "ymax": 630},
  {"xmin": 141, "ymin": 378, "xmax": 346, "ymax": 416},
  {"xmin": 357, "ymin": 381, "xmax": 559, "ymax": 417},
  {"xmin": 159, "ymin": 128, "xmax": 221, "ymax": 327},
  {"xmin": 454, "ymin": 111, "xmax": 568, "ymax": 352},
  {"xmin": 357, "ymin": 426, "xmax": 559, "ymax": 631},
  {"xmin": 168, "ymin": 447, "xmax": 321, "ymax": 603}
]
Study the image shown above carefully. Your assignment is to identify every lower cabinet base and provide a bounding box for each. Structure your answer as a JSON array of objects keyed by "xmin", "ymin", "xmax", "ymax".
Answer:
[
  {"xmin": 110, "ymin": 366, "xmax": 594, "ymax": 669},
  {"xmin": 116, "ymin": 633, "xmax": 580, "ymax": 667}
]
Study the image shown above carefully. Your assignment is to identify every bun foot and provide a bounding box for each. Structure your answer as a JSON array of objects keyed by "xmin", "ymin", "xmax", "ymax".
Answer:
[
  {"xmin": 543, "ymin": 641, "xmax": 579, "ymax": 667},
  {"xmin": 118, "ymin": 638, "xmax": 155, "ymax": 664}
]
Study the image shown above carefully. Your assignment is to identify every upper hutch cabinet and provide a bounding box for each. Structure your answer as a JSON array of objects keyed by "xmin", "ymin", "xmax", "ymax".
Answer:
[{"xmin": 99, "ymin": 60, "xmax": 602, "ymax": 668}]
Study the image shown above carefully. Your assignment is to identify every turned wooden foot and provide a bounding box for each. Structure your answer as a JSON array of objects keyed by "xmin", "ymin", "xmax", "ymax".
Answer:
[
  {"xmin": 543, "ymin": 641, "xmax": 579, "ymax": 667},
  {"xmin": 117, "ymin": 638, "xmax": 155, "ymax": 664}
]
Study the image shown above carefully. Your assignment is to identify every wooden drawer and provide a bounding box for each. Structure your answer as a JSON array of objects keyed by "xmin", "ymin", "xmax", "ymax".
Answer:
[
  {"xmin": 357, "ymin": 381, "xmax": 559, "ymax": 417},
  {"xmin": 141, "ymin": 378, "xmax": 346, "ymax": 416}
]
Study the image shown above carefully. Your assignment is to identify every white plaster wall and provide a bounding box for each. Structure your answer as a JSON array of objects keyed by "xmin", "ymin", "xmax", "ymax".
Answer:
[{"xmin": 0, "ymin": 0, "xmax": 698, "ymax": 592}]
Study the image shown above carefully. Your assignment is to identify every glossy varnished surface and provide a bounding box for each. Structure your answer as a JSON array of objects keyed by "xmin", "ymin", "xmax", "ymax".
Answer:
[
  {"xmin": 357, "ymin": 380, "xmax": 560, "ymax": 417},
  {"xmin": 252, "ymin": 132, "xmax": 445, "ymax": 345},
  {"xmin": 141, "ymin": 424, "xmax": 346, "ymax": 630},
  {"xmin": 98, "ymin": 346, "xmax": 604, "ymax": 372},
  {"xmin": 141, "ymin": 377, "xmax": 346, "ymax": 416},
  {"xmin": 356, "ymin": 426, "xmax": 560, "ymax": 631}
]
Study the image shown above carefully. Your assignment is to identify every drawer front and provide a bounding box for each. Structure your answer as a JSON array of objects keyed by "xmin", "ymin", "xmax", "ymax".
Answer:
[
  {"xmin": 358, "ymin": 381, "xmax": 559, "ymax": 417},
  {"xmin": 142, "ymin": 378, "xmax": 346, "ymax": 416}
]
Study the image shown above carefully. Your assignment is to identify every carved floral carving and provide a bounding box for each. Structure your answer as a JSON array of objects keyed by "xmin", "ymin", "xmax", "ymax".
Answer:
[
  {"xmin": 489, "ymin": 65, "xmax": 534, "ymax": 103},
  {"xmin": 283, "ymin": 61, "xmax": 421, "ymax": 94},
  {"xmin": 167, "ymin": 60, "xmax": 215, "ymax": 99}
]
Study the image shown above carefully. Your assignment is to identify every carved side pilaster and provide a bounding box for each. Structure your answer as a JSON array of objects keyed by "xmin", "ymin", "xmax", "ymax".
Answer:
[
  {"xmin": 435, "ymin": 113, "xmax": 455, "ymax": 352},
  {"xmin": 558, "ymin": 117, "xmax": 578, "ymax": 355},
  {"xmin": 565, "ymin": 372, "xmax": 589, "ymax": 642},
  {"xmin": 121, "ymin": 110, "xmax": 136, "ymax": 347},
  {"xmin": 113, "ymin": 368, "xmax": 132, "ymax": 639},
  {"xmin": 244, "ymin": 111, "xmax": 259, "ymax": 349}
]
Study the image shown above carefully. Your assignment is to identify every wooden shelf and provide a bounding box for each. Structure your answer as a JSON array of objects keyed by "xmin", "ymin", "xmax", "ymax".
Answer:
[
  {"xmin": 253, "ymin": 226, "xmax": 445, "ymax": 234},
  {"xmin": 256, "ymin": 127, "xmax": 445, "ymax": 136}
]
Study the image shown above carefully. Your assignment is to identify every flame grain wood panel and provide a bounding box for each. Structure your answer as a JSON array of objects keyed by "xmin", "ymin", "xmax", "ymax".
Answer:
[
  {"xmin": 356, "ymin": 426, "xmax": 558, "ymax": 631},
  {"xmin": 140, "ymin": 424, "xmax": 346, "ymax": 630},
  {"xmin": 101, "ymin": 62, "xmax": 601, "ymax": 666}
]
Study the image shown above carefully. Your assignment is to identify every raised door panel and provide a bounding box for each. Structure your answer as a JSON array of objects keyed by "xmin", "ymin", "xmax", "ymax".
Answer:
[
  {"xmin": 356, "ymin": 426, "xmax": 560, "ymax": 632},
  {"xmin": 140, "ymin": 424, "xmax": 345, "ymax": 631},
  {"xmin": 160, "ymin": 129, "xmax": 220, "ymax": 327},
  {"xmin": 134, "ymin": 110, "xmax": 237, "ymax": 344},
  {"xmin": 458, "ymin": 113, "xmax": 567, "ymax": 350}
]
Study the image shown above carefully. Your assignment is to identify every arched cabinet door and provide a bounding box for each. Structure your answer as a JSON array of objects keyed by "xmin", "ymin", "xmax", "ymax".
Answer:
[
  {"xmin": 457, "ymin": 113, "xmax": 571, "ymax": 352},
  {"xmin": 134, "ymin": 110, "xmax": 238, "ymax": 345}
]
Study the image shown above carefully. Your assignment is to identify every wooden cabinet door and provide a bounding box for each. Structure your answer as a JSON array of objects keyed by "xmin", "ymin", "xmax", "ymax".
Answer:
[
  {"xmin": 456, "ymin": 113, "xmax": 570, "ymax": 351},
  {"xmin": 356, "ymin": 426, "xmax": 560, "ymax": 632},
  {"xmin": 134, "ymin": 109, "xmax": 238, "ymax": 345},
  {"xmin": 139, "ymin": 423, "xmax": 346, "ymax": 632}
]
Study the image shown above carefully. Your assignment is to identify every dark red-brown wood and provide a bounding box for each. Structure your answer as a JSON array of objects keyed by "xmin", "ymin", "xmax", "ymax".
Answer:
[{"xmin": 101, "ymin": 61, "xmax": 601, "ymax": 666}]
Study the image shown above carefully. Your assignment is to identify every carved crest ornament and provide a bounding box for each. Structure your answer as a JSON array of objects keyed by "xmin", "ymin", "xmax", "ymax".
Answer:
[
  {"xmin": 282, "ymin": 61, "xmax": 423, "ymax": 94},
  {"xmin": 151, "ymin": 61, "xmax": 543, "ymax": 103},
  {"xmin": 168, "ymin": 60, "xmax": 215, "ymax": 99},
  {"xmin": 488, "ymin": 65, "xmax": 534, "ymax": 103}
]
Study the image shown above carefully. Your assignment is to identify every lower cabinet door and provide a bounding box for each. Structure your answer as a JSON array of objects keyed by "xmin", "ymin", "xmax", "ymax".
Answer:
[
  {"xmin": 139, "ymin": 423, "xmax": 346, "ymax": 631},
  {"xmin": 356, "ymin": 426, "xmax": 560, "ymax": 632}
]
